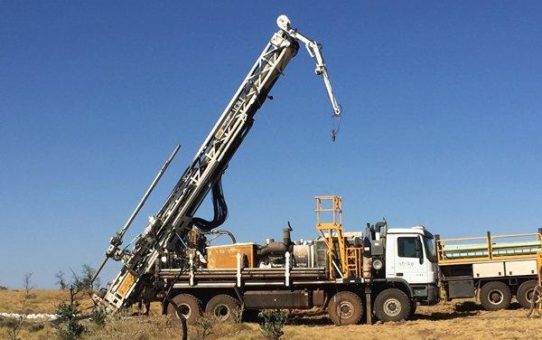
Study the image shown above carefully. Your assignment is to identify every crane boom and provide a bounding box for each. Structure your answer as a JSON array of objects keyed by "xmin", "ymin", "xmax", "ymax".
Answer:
[{"xmin": 95, "ymin": 15, "xmax": 342, "ymax": 311}]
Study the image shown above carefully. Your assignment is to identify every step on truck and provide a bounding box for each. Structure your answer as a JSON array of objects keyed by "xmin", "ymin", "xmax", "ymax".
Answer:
[{"xmin": 436, "ymin": 230, "xmax": 542, "ymax": 310}]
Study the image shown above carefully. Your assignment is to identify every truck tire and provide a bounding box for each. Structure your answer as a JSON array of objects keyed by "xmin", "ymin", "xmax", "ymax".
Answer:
[
  {"xmin": 517, "ymin": 280, "xmax": 539, "ymax": 309},
  {"xmin": 374, "ymin": 288, "xmax": 411, "ymax": 322},
  {"xmin": 205, "ymin": 294, "xmax": 241, "ymax": 323},
  {"xmin": 328, "ymin": 291, "xmax": 363, "ymax": 325},
  {"xmin": 480, "ymin": 281, "xmax": 511, "ymax": 311},
  {"xmin": 167, "ymin": 293, "xmax": 202, "ymax": 324}
]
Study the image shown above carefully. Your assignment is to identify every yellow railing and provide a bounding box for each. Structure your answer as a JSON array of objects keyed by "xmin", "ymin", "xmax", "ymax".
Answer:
[
  {"xmin": 315, "ymin": 195, "xmax": 351, "ymax": 279},
  {"xmin": 437, "ymin": 231, "xmax": 542, "ymax": 265}
]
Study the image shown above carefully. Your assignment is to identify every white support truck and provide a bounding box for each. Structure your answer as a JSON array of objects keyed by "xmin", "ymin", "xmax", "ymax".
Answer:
[{"xmin": 436, "ymin": 230, "xmax": 542, "ymax": 310}]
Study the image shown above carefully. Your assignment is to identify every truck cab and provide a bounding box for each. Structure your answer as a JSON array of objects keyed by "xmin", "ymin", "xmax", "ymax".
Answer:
[{"xmin": 368, "ymin": 223, "xmax": 439, "ymax": 306}]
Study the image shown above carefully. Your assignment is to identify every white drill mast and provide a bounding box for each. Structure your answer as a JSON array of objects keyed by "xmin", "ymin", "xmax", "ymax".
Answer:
[{"xmin": 95, "ymin": 15, "xmax": 342, "ymax": 311}]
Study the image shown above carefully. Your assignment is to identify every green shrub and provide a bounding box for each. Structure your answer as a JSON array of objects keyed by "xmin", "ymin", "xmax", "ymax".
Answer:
[
  {"xmin": 55, "ymin": 288, "xmax": 86, "ymax": 340},
  {"xmin": 194, "ymin": 313, "xmax": 214, "ymax": 340},
  {"xmin": 90, "ymin": 307, "xmax": 107, "ymax": 327},
  {"xmin": 258, "ymin": 310, "xmax": 287, "ymax": 340},
  {"xmin": 28, "ymin": 323, "xmax": 45, "ymax": 332}
]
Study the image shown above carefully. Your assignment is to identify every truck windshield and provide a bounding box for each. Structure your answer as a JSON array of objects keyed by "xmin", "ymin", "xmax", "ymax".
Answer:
[{"xmin": 423, "ymin": 236, "xmax": 437, "ymax": 263}]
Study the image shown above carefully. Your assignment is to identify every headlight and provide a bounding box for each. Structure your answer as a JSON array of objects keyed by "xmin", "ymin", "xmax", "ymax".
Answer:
[{"xmin": 373, "ymin": 258, "xmax": 383, "ymax": 270}]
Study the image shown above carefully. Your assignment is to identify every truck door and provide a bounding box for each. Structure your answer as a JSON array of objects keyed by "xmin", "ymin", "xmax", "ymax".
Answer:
[{"xmin": 393, "ymin": 236, "xmax": 429, "ymax": 284}]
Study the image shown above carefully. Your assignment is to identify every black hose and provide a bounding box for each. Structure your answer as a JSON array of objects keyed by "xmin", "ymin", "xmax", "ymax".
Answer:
[{"xmin": 192, "ymin": 177, "xmax": 228, "ymax": 232}]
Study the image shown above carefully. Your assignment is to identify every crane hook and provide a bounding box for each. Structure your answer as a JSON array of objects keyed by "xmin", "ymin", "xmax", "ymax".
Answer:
[{"xmin": 331, "ymin": 109, "xmax": 341, "ymax": 142}]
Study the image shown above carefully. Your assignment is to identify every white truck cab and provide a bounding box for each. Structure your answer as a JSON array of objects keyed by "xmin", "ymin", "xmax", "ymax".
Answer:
[
  {"xmin": 366, "ymin": 222, "xmax": 439, "ymax": 307},
  {"xmin": 385, "ymin": 226, "xmax": 438, "ymax": 285}
]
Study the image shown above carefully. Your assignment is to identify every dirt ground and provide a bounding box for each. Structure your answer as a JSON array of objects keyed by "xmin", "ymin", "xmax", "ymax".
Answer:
[
  {"xmin": 1, "ymin": 289, "xmax": 541, "ymax": 339},
  {"xmin": 285, "ymin": 303, "xmax": 542, "ymax": 340}
]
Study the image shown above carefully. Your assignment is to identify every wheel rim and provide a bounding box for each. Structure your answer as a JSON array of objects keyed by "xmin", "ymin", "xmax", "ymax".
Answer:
[
  {"xmin": 213, "ymin": 304, "xmax": 231, "ymax": 321},
  {"xmin": 383, "ymin": 298, "xmax": 401, "ymax": 317},
  {"xmin": 487, "ymin": 289, "xmax": 504, "ymax": 305},
  {"xmin": 337, "ymin": 301, "xmax": 354, "ymax": 320},
  {"xmin": 176, "ymin": 303, "xmax": 191, "ymax": 319}
]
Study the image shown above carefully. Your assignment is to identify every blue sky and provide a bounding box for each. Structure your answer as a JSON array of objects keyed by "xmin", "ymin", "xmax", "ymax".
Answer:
[{"xmin": 1, "ymin": 2, "xmax": 541, "ymax": 288}]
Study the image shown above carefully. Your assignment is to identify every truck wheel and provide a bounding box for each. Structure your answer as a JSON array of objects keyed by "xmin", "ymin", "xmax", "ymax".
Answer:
[
  {"xmin": 480, "ymin": 281, "xmax": 511, "ymax": 311},
  {"xmin": 167, "ymin": 293, "xmax": 202, "ymax": 324},
  {"xmin": 205, "ymin": 294, "xmax": 241, "ymax": 322},
  {"xmin": 374, "ymin": 288, "xmax": 411, "ymax": 322},
  {"xmin": 517, "ymin": 280, "xmax": 540, "ymax": 309},
  {"xmin": 328, "ymin": 291, "xmax": 363, "ymax": 325}
]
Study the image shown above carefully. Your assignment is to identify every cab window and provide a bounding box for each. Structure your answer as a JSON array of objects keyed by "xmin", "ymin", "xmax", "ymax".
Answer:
[{"xmin": 398, "ymin": 237, "xmax": 418, "ymax": 258}]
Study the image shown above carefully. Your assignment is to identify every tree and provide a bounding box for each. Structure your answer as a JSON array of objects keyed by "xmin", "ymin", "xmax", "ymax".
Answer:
[
  {"xmin": 70, "ymin": 264, "xmax": 100, "ymax": 291},
  {"xmin": 56, "ymin": 286, "xmax": 86, "ymax": 339},
  {"xmin": 23, "ymin": 272, "xmax": 34, "ymax": 298},
  {"xmin": 55, "ymin": 271, "xmax": 68, "ymax": 290},
  {"xmin": 55, "ymin": 264, "xmax": 101, "ymax": 339}
]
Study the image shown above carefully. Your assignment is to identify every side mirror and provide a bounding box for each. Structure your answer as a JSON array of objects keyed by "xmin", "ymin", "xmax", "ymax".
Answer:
[{"xmin": 416, "ymin": 238, "xmax": 424, "ymax": 264}]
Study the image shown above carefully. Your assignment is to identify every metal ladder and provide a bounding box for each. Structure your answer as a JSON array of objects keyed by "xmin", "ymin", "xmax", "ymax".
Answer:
[
  {"xmin": 346, "ymin": 247, "xmax": 362, "ymax": 278},
  {"xmin": 315, "ymin": 195, "xmax": 349, "ymax": 279}
]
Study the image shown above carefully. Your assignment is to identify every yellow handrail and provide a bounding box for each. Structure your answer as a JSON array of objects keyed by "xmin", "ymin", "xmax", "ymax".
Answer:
[{"xmin": 437, "ymin": 231, "xmax": 542, "ymax": 265}]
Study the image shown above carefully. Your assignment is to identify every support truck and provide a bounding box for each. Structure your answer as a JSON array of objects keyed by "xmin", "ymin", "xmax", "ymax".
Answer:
[{"xmin": 437, "ymin": 230, "xmax": 542, "ymax": 310}]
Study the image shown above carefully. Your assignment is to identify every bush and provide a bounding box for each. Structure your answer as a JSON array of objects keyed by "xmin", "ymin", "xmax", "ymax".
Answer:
[
  {"xmin": 28, "ymin": 323, "xmax": 45, "ymax": 332},
  {"xmin": 3, "ymin": 315, "xmax": 25, "ymax": 340},
  {"xmin": 57, "ymin": 319, "xmax": 85, "ymax": 340},
  {"xmin": 90, "ymin": 307, "xmax": 107, "ymax": 327},
  {"xmin": 194, "ymin": 313, "xmax": 214, "ymax": 340},
  {"xmin": 258, "ymin": 310, "xmax": 288, "ymax": 340},
  {"xmin": 55, "ymin": 288, "xmax": 86, "ymax": 339}
]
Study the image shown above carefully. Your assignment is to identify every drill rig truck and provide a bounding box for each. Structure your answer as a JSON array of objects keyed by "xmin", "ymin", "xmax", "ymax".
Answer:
[
  {"xmin": 92, "ymin": 15, "xmax": 542, "ymax": 326},
  {"xmin": 92, "ymin": 14, "xmax": 442, "ymax": 326}
]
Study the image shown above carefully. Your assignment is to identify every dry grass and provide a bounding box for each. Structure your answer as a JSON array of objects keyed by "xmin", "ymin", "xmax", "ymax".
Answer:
[
  {"xmin": 1, "ymin": 289, "xmax": 542, "ymax": 339},
  {"xmin": 83, "ymin": 316, "xmax": 260, "ymax": 340},
  {"xmin": 0, "ymin": 289, "xmax": 93, "ymax": 314}
]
